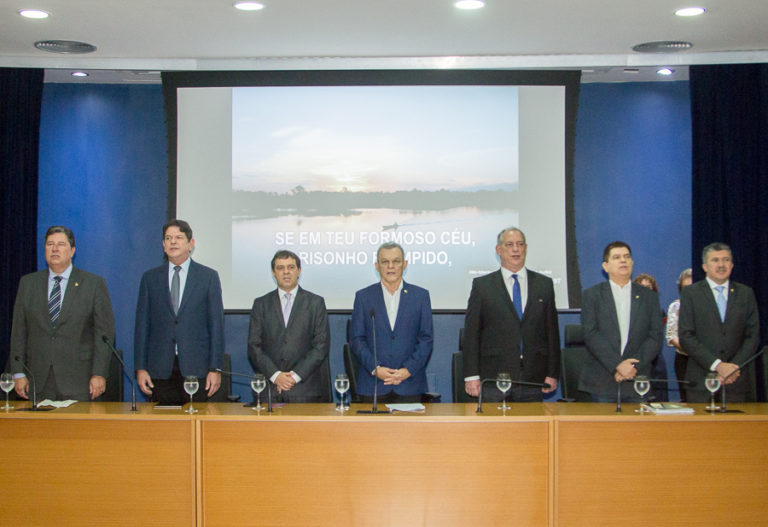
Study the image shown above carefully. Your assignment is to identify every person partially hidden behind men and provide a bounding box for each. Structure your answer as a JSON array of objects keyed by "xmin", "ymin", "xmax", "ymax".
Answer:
[
  {"xmin": 579, "ymin": 241, "xmax": 663, "ymax": 402},
  {"xmin": 679, "ymin": 242, "xmax": 759, "ymax": 403},
  {"xmin": 10, "ymin": 225, "xmax": 115, "ymax": 402},
  {"xmin": 248, "ymin": 250, "xmax": 331, "ymax": 402},
  {"xmin": 134, "ymin": 219, "xmax": 225, "ymax": 404},
  {"xmin": 350, "ymin": 242, "xmax": 434, "ymax": 403}
]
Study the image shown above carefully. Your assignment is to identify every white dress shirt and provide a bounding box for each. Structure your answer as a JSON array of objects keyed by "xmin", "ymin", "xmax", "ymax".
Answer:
[
  {"xmin": 381, "ymin": 280, "xmax": 403, "ymax": 331},
  {"xmin": 609, "ymin": 279, "xmax": 632, "ymax": 355}
]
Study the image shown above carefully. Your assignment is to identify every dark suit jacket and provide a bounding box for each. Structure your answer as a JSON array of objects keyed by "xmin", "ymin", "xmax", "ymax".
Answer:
[
  {"xmin": 463, "ymin": 269, "xmax": 560, "ymax": 395},
  {"xmin": 10, "ymin": 267, "xmax": 115, "ymax": 400},
  {"xmin": 247, "ymin": 287, "xmax": 330, "ymax": 402},
  {"xmin": 134, "ymin": 260, "xmax": 224, "ymax": 379},
  {"xmin": 679, "ymin": 279, "xmax": 759, "ymax": 401},
  {"xmin": 579, "ymin": 281, "xmax": 663, "ymax": 399},
  {"xmin": 350, "ymin": 282, "xmax": 433, "ymax": 396}
]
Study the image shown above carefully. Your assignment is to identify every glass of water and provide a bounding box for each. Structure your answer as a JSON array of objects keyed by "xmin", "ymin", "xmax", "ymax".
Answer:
[
  {"xmin": 183, "ymin": 376, "xmax": 199, "ymax": 414},
  {"xmin": 705, "ymin": 372, "xmax": 721, "ymax": 412},
  {"xmin": 496, "ymin": 372, "xmax": 512, "ymax": 410},
  {"xmin": 335, "ymin": 373, "xmax": 350, "ymax": 412},
  {"xmin": 0, "ymin": 373, "xmax": 15, "ymax": 410},
  {"xmin": 633, "ymin": 375, "xmax": 651, "ymax": 412},
  {"xmin": 251, "ymin": 374, "xmax": 266, "ymax": 410}
]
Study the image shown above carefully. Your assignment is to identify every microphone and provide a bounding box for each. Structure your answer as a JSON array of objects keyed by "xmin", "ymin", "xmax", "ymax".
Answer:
[
  {"xmin": 719, "ymin": 346, "xmax": 767, "ymax": 413},
  {"xmin": 357, "ymin": 308, "xmax": 388, "ymax": 414},
  {"xmin": 102, "ymin": 336, "xmax": 137, "ymax": 412},
  {"xmin": 13, "ymin": 356, "xmax": 53, "ymax": 412},
  {"xmin": 215, "ymin": 368, "xmax": 272, "ymax": 411},
  {"xmin": 476, "ymin": 377, "xmax": 549, "ymax": 413}
]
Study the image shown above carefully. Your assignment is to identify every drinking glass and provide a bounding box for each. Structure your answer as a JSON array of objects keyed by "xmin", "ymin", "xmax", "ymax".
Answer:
[
  {"xmin": 705, "ymin": 372, "xmax": 721, "ymax": 412},
  {"xmin": 0, "ymin": 373, "xmax": 14, "ymax": 411},
  {"xmin": 251, "ymin": 374, "xmax": 266, "ymax": 410},
  {"xmin": 496, "ymin": 372, "xmax": 512, "ymax": 410},
  {"xmin": 183, "ymin": 376, "xmax": 199, "ymax": 414},
  {"xmin": 335, "ymin": 373, "xmax": 350, "ymax": 412},
  {"xmin": 633, "ymin": 375, "xmax": 650, "ymax": 412}
]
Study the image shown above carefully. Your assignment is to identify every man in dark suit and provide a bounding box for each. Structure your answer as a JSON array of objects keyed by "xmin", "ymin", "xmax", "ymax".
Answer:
[
  {"xmin": 247, "ymin": 250, "xmax": 330, "ymax": 402},
  {"xmin": 350, "ymin": 242, "xmax": 433, "ymax": 403},
  {"xmin": 679, "ymin": 242, "xmax": 760, "ymax": 403},
  {"xmin": 580, "ymin": 241, "xmax": 663, "ymax": 402},
  {"xmin": 463, "ymin": 227, "xmax": 560, "ymax": 402},
  {"xmin": 9, "ymin": 225, "xmax": 115, "ymax": 402},
  {"xmin": 134, "ymin": 219, "xmax": 224, "ymax": 404}
]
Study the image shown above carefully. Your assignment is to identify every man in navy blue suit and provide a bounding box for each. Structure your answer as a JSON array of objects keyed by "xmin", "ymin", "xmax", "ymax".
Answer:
[
  {"xmin": 134, "ymin": 219, "xmax": 225, "ymax": 404},
  {"xmin": 350, "ymin": 242, "xmax": 433, "ymax": 403}
]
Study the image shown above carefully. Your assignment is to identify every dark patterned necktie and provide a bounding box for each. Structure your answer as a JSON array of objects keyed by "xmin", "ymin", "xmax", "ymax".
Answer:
[{"xmin": 49, "ymin": 276, "xmax": 63, "ymax": 326}]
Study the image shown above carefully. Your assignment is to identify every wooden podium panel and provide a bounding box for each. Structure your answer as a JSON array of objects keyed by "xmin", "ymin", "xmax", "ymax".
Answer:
[
  {"xmin": 200, "ymin": 405, "xmax": 550, "ymax": 527},
  {"xmin": 0, "ymin": 404, "xmax": 195, "ymax": 527},
  {"xmin": 555, "ymin": 408, "xmax": 768, "ymax": 526}
]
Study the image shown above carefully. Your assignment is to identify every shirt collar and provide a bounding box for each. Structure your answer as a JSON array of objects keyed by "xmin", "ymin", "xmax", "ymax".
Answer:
[
  {"xmin": 169, "ymin": 257, "xmax": 192, "ymax": 273},
  {"xmin": 381, "ymin": 280, "xmax": 404, "ymax": 297},
  {"xmin": 49, "ymin": 264, "xmax": 73, "ymax": 281},
  {"xmin": 501, "ymin": 266, "xmax": 527, "ymax": 282},
  {"xmin": 278, "ymin": 285, "xmax": 299, "ymax": 298},
  {"xmin": 706, "ymin": 276, "xmax": 729, "ymax": 291},
  {"xmin": 609, "ymin": 279, "xmax": 632, "ymax": 292}
]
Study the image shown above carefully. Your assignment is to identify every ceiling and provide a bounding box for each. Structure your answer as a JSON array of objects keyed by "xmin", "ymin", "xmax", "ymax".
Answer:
[{"xmin": 2, "ymin": 0, "xmax": 768, "ymax": 84}]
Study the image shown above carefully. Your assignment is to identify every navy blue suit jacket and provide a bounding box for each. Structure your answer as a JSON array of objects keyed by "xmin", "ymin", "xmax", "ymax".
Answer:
[
  {"xmin": 350, "ymin": 282, "xmax": 433, "ymax": 396},
  {"xmin": 134, "ymin": 259, "xmax": 225, "ymax": 379}
]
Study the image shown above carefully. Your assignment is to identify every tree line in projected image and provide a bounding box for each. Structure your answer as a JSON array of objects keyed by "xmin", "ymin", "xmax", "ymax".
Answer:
[{"xmin": 231, "ymin": 187, "xmax": 519, "ymax": 219}]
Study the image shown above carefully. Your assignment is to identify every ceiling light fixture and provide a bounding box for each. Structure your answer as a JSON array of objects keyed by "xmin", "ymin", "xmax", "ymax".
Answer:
[
  {"xmin": 675, "ymin": 7, "xmax": 706, "ymax": 17},
  {"xmin": 34, "ymin": 40, "xmax": 97, "ymax": 54},
  {"xmin": 234, "ymin": 1, "xmax": 265, "ymax": 11},
  {"xmin": 18, "ymin": 9, "xmax": 49, "ymax": 19},
  {"xmin": 632, "ymin": 40, "xmax": 693, "ymax": 53},
  {"xmin": 71, "ymin": 71, "xmax": 89, "ymax": 78},
  {"xmin": 455, "ymin": 0, "xmax": 485, "ymax": 10},
  {"xmin": 657, "ymin": 68, "xmax": 675, "ymax": 76}
]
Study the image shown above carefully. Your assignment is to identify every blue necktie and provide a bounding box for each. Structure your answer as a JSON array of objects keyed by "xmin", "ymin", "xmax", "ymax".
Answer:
[
  {"xmin": 715, "ymin": 285, "xmax": 727, "ymax": 322},
  {"xmin": 49, "ymin": 276, "xmax": 62, "ymax": 326},
  {"xmin": 512, "ymin": 274, "xmax": 523, "ymax": 320}
]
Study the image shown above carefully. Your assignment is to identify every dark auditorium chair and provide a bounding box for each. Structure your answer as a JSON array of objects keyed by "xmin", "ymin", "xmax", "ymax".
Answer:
[
  {"xmin": 559, "ymin": 324, "xmax": 591, "ymax": 402},
  {"xmin": 452, "ymin": 328, "xmax": 475, "ymax": 403},
  {"xmin": 208, "ymin": 353, "xmax": 241, "ymax": 402}
]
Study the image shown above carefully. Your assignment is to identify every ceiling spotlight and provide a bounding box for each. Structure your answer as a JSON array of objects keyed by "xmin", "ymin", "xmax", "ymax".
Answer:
[
  {"xmin": 71, "ymin": 71, "xmax": 89, "ymax": 78},
  {"xmin": 455, "ymin": 0, "xmax": 485, "ymax": 10},
  {"xmin": 234, "ymin": 1, "xmax": 265, "ymax": 10},
  {"xmin": 18, "ymin": 9, "xmax": 49, "ymax": 19},
  {"xmin": 675, "ymin": 7, "xmax": 706, "ymax": 17},
  {"xmin": 657, "ymin": 68, "xmax": 675, "ymax": 76}
]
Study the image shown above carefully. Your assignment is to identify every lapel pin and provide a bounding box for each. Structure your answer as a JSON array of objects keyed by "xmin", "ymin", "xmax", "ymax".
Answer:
[
  {"xmin": 75, "ymin": 282, "xmax": 79, "ymax": 287},
  {"xmin": 635, "ymin": 295, "xmax": 639, "ymax": 299},
  {"xmin": 404, "ymin": 289, "xmax": 408, "ymax": 294}
]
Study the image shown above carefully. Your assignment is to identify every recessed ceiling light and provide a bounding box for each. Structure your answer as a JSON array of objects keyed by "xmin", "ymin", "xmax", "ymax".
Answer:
[
  {"xmin": 632, "ymin": 41, "xmax": 693, "ymax": 53},
  {"xmin": 234, "ymin": 1, "xmax": 264, "ymax": 11},
  {"xmin": 455, "ymin": 0, "xmax": 485, "ymax": 10},
  {"xmin": 71, "ymin": 71, "xmax": 89, "ymax": 78},
  {"xmin": 657, "ymin": 68, "xmax": 675, "ymax": 76},
  {"xmin": 18, "ymin": 9, "xmax": 49, "ymax": 19},
  {"xmin": 34, "ymin": 40, "xmax": 97, "ymax": 54},
  {"xmin": 675, "ymin": 7, "xmax": 706, "ymax": 17}
]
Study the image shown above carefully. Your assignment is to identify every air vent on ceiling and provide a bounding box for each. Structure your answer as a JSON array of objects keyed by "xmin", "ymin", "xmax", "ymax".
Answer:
[
  {"xmin": 34, "ymin": 40, "xmax": 97, "ymax": 54},
  {"xmin": 632, "ymin": 41, "xmax": 692, "ymax": 53}
]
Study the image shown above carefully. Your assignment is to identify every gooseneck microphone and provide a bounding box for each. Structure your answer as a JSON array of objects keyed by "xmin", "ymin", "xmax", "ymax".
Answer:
[
  {"xmin": 719, "ymin": 346, "xmax": 767, "ymax": 413},
  {"xmin": 475, "ymin": 377, "xmax": 549, "ymax": 413},
  {"xmin": 357, "ymin": 309, "xmax": 388, "ymax": 414},
  {"xmin": 102, "ymin": 336, "xmax": 138, "ymax": 411},
  {"xmin": 13, "ymin": 356, "xmax": 53, "ymax": 411},
  {"xmin": 215, "ymin": 368, "xmax": 272, "ymax": 412}
]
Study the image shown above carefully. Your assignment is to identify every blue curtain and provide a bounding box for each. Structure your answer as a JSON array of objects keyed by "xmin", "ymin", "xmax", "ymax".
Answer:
[
  {"xmin": 1, "ymin": 68, "xmax": 44, "ymax": 371},
  {"xmin": 690, "ymin": 63, "xmax": 768, "ymax": 398}
]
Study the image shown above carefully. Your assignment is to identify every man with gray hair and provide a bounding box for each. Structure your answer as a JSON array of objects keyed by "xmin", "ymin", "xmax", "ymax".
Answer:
[
  {"xmin": 463, "ymin": 227, "xmax": 560, "ymax": 401},
  {"xmin": 679, "ymin": 242, "xmax": 760, "ymax": 402},
  {"xmin": 350, "ymin": 242, "xmax": 433, "ymax": 403}
]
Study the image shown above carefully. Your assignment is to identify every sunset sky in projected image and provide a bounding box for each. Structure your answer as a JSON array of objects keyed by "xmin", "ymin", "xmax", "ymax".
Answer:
[{"xmin": 231, "ymin": 85, "xmax": 519, "ymax": 194}]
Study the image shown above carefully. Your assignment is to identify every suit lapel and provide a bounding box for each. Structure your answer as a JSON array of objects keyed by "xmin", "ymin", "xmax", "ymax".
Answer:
[
  {"xmin": 601, "ymin": 282, "xmax": 621, "ymax": 347},
  {"xmin": 177, "ymin": 260, "xmax": 198, "ymax": 316},
  {"xmin": 35, "ymin": 270, "xmax": 52, "ymax": 327},
  {"xmin": 272, "ymin": 289, "xmax": 288, "ymax": 329},
  {"xmin": 699, "ymin": 280, "xmax": 724, "ymax": 325},
  {"xmin": 392, "ymin": 282, "xmax": 409, "ymax": 333},
  {"xmin": 492, "ymin": 270, "xmax": 517, "ymax": 319},
  {"xmin": 286, "ymin": 288, "xmax": 304, "ymax": 329}
]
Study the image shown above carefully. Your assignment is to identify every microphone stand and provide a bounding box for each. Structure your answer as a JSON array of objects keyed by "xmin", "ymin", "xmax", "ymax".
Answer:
[
  {"xmin": 720, "ymin": 346, "xmax": 767, "ymax": 413},
  {"xmin": 216, "ymin": 368, "xmax": 274, "ymax": 412},
  {"xmin": 102, "ymin": 336, "xmax": 137, "ymax": 411},
  {"xmin": 476, "ymin": 378, "xmax": 548, "ymax": 413},
  {"xmin": 13, "ymin": 356, "xmax": 53, "ymax": 412},
  {"xmin": 358, "ymin": 309, "xmax": 388, "ymax": 414}
]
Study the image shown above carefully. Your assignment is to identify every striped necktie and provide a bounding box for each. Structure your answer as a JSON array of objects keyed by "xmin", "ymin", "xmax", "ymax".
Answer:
[{"xmin": 49, "ymin": 276, "xmax": 63, "ymax": 326}]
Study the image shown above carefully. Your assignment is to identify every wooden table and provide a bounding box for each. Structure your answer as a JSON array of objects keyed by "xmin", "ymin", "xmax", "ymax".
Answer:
[
  {"xmin": 3, "ymin": 401, "xmax": 768, "ymax": 526},
  {"xmin": 0, "ymin": 402, "xmax": 196, "ymax": 527}
]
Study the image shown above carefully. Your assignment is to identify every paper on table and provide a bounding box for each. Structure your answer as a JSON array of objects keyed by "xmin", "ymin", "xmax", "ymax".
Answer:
[
  {"xmin": 385, "ymin": 403, "xmax": 426, "ymax": 412},
  {"xmin": 37, "ymin": 399, "xmax": 77, "ymax": 408}
]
